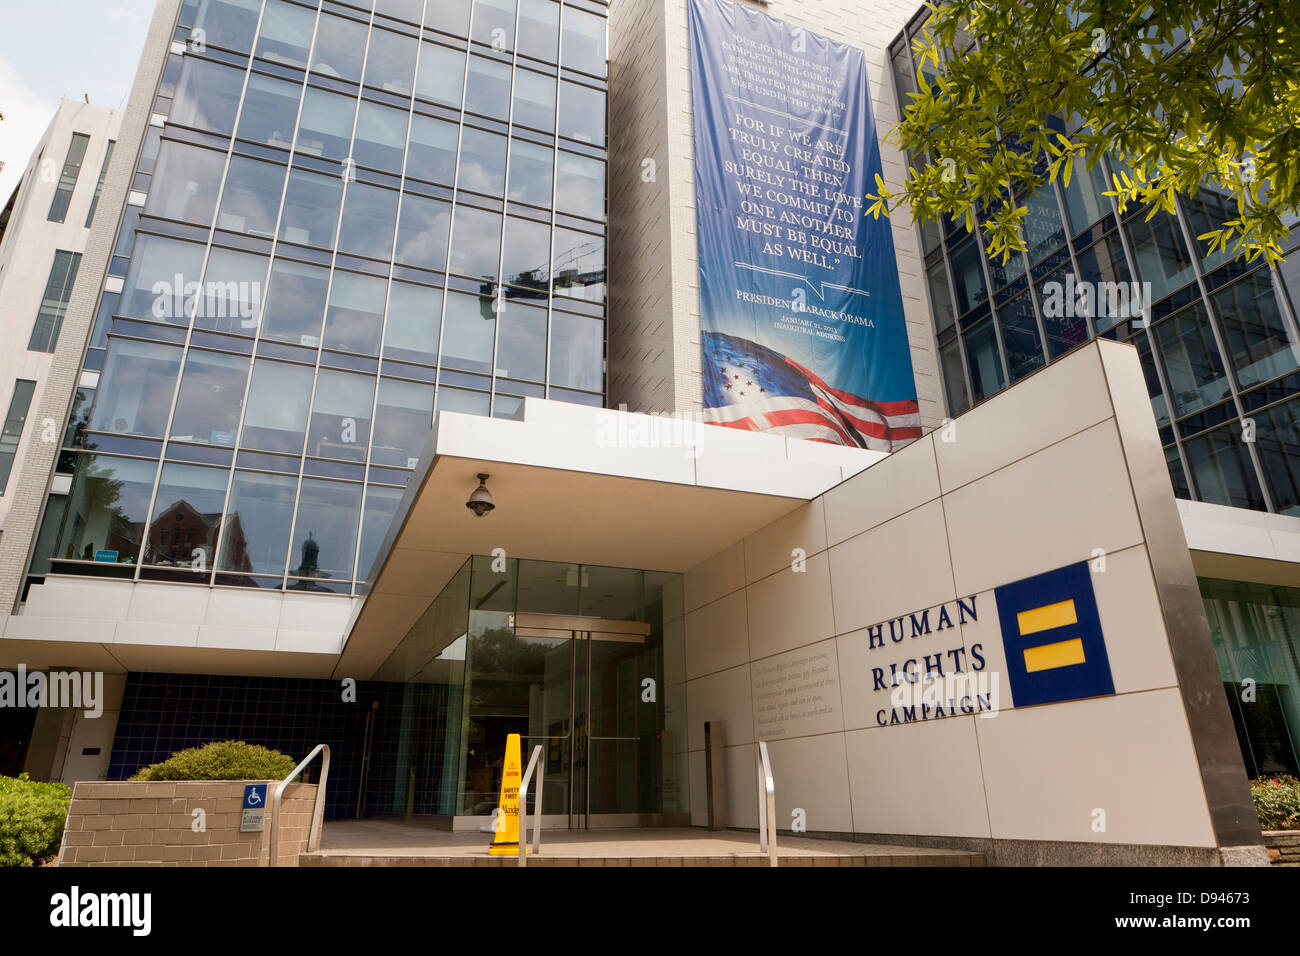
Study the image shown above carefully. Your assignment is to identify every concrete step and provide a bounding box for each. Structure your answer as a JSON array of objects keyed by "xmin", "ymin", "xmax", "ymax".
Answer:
[{"xmin": 299, "ymin": 850, "xmax": 985, "ymax": 867}]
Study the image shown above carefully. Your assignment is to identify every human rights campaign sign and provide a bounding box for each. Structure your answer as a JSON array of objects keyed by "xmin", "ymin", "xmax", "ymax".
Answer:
[{"xmin": 688, "ymin": 0, "xmax": 919, "ymax": 450}]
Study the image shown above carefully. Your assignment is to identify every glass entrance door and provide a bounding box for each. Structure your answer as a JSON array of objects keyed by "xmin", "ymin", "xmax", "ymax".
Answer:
[{"xmin": 517, "ymin": 615, "xmax": 661, "ymax": 828}]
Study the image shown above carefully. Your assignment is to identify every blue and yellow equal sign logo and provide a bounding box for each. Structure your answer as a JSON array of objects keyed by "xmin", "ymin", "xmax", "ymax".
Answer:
[{"xmin": 994, "ymin": 561, "xmax": 1114, "ymax": 707}]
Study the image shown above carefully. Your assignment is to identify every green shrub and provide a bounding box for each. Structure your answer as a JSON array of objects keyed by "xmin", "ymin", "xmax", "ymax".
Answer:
[
  {"xmin": 0, "ymin": 773, "xmax": 72, "ymax": 867},
  {"xmin": 130, "ymin": 741, "xmax": 297, "ymax": 781},
  {"xmin": 1251, "ymin": 774, "xmax": 1300, "ymax": 831}
]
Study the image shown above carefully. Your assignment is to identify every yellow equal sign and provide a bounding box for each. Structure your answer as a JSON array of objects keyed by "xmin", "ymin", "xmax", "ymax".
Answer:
[{"xmin": 1017, "ymin": 599, "xmax": 1086, "ymax": 673}]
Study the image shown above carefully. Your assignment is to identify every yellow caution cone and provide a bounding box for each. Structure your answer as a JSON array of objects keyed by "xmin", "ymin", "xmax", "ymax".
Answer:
[{"xmin": 487, "ymin": 732, "xmax": 526, "ymax": 856}]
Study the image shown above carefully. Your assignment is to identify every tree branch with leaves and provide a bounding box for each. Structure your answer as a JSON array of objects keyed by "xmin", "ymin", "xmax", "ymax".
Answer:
[{"xmin": 866, "ymin": 0, "xmax": 1299, "ymax": 266}]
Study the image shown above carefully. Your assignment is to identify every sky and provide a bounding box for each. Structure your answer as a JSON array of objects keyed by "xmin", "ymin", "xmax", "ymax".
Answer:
[{"xmin": 0, "ymin": 0, "xmax": 154, "ymax": 205}]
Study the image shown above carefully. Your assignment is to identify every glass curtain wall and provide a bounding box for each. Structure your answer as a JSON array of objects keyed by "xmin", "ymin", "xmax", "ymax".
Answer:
[
  {"xmin": 34, "ymin": 0, "xmax": 610, "ymax": 597},
  {"xmin": 889, "ymin": 25, "xmax": 1300, "ymax": 518}
]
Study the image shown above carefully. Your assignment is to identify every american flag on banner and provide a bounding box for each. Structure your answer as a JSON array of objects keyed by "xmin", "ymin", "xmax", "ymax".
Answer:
[{"xmin": 702, "ymin": 332, "xmax": 922, "ymax": 451}]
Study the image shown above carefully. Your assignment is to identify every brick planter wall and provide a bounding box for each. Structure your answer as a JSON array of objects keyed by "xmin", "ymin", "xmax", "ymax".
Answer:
[
  {"xmin": 57, "ymin": 780, "xmax": 318, "ymax": 867},
  {"xmin": 1263, "ymin": 831, "xmax": 1300, "ymax": 866}
]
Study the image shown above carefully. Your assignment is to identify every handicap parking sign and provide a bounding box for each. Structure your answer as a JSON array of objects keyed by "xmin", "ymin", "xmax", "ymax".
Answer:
[{"xmin": 241, "ymin": 784, "xmax": 268, "ymax": 832}]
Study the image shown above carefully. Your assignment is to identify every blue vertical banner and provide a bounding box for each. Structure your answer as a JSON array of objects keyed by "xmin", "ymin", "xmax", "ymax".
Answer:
[{"xmin": 689, "ymin": 0, "xmax": 920, "ymax": 449}]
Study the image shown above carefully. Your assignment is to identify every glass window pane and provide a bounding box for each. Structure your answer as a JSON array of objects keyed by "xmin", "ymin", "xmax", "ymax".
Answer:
[
  {"xmin": 338, "ymin": 182, "xmax": 399, "ymax": 259},
  {"xmin": 501, "ymin": 216, "xmax": 551, "ymax": 291},
  {"xmin": 1036, "ymin": 260, "xmax": 1093, "ymax": 357},
  {"xmin": 448, "ymin": 205, "xmax": 501, "ymax": 280},
  {"xmin": 518, "ymin": 0, "xmax": 559, "ymax": 62},
  {"xmin": 947, "ymin": 235, "xmax": 987, "ymax": 316},
  {"xmin": 1073, "ymin": 232, "xmax": 1137, "ymax": 332},
  {"xmin": 92, "ymin": 340, "xmax": 183, "ymax": 437},
  {"xmin": 996, "ymin": 292, "xmax": 1044, "ymax": 382},
  {"xmin": 465, "ymin": 57, "xmax": 511, "ymax": 120},
  {"xmin": 1165, "ymin": 445, "xmax": 1191, "ymax": 498},
  {"xmin": 196, "ymin": 247, "xmax": 267, "ymax": 335},
  {"xmin": 372, "ymin": 378, "xmax": 435, "ymax": 467},
  {"xmin": 457, "ymin": 127, "xmax": 507, "ymax": 196},
  {"xmin": 406, "ymin": 114, "xmax": 459, "ymax": 185},
  {"xmin": 985, "ymin": 244, "xmax": 1026, "ymax": 292},
  {"xmin": 507, "ymin": 139, "xmax": 554, "ymax": 207},
  {"xmin": 218, "ymin": 155, "xmax": 285, "ymax": 237},
  {"xmin": 558, "ymin": 81, "xmax": 604, "ymax": 146},
  {"xmin": 1184, "ymin": 424, "xmax": 1267, "ymax": 511},
  {"xmin": 1182, "ymin": 188, "xmax": 1238, "ymax": 272},
  {"xmin": 939, "ymin": 338, "xmax": 970, "ymax": 415},
  {"xmin": 552, "ymin": 228, "xmax": 604, "ymax": 302},
  {"xmin": 561, "ymin": 7, "xmax": 606, "ymax": 78},
  {"xmin": 441, "ymin": 289, "xmax": 496, "ymax": 373},
  {"xmin": 554, "ymin": 151, "xmax": 602, "ymax": 221},
  {"xmin": 308, "ymin": 369, "xmax": 375, "ymax": 461},
  {"xmin": 171, "ymin": 58, "xmax": 244, "ymax": 133},
  {"xmin": 146, "ymin": 142, "xmax": 226, "ymax": 225},
  {"xmin": 394, "ymin": 193, "xmax": 451, "ymax": 270},
  {"xmin": 926, "ymin": 256, "xmax": 955, "ymax": 334},
  {"xmin": 512, "ymin": 69, "xmax": 555, "ymax": 132},
  {"xmin": 55, "ymin": 455, "xmax": 158, "ymax": 566},
  {"xmin": 324, "ymin": 270, "xmax": 387, "ymax": 355},
  {"xmin": 311, "ymin": 13, "xmax": 368, "ymax": 82},
  {"xmin": 236, "ymin": 72, "xmax": 302, "ymax": 148},
  {"xmin": 256, "ymin": 0, "xmax": 316, "ymax": 67},
  {"xmin": 279, "ymin": 167, "xmax": 343, "ymax": 247},
  {"xmin": 243, "ymin": 359, "xmax": 314, "ymax": 453},
  {"xmin": 171, "ymin": 349, "xmax": 249, "ymax": 445},
  {"xmin": 1212, "ymin": 270, "xmax": 1300, "ymax": 390},
  {"xmin": 262, "ymin": 258, "xmax": 330, "ymax": 345},
  {"xmin": 357, "ymin": 485, "xmax": 404, "ymax": 580},
  {"xmin": 426, "ymin": 0, "xmax": 471, "ymax": 34},
  {"xmin": 1152, "ymin": 303, "xmax": 1232, "ymax": 418},
  {"xmin": 193, "ymin": 0, "xmax": 261, "ymax": 52},
  {"xmin": 1061, "ymin": 158, "xmax": 1113, "ymax": 236},
  {"xmin": 113, "ymin": 205, "xmax": 142, "ymax": 260},
  {"xmin": 120, "ymin": 235, "xmax": 205, "ymax": 323},
  {"xmin": 219, "ymin": 470, "xmax": 297, "ymax": 574},
  {"xmin": 363, "ymin": 28, "xmax": 418, "ymax": 95},
  {"xmin": 296, "ymin": 87, "xmax": 358, "ymax": 160},
  {"xmin": 353, "ymin": 100, "xmax": 410, "ymax": 172},
  {"xmin": 963, "ymin": 318, "xmax": 1005, "ymax": 403},
  {"xmin": 1125, "ymin": 212, "xmax": 1196, "ymax": 303},
  {"xmin": 437, "ymin": 387, "xmax": 490, "ymax": 417},
  {"xmin": 384, "ymin": 282, "xmax": 442, "ymax": 365},
  {"xmin": 1133, "ymin": 332, "xmax": 1171, "ymax": 428},
  {"xmin": 472, "ymin": 0, "xmax": 516, "ymax": 49},
  {"xmin": 549, "ymin": 311, "xmax": 601, "ymax": 392},
  {"xmin": 144, "ymin": 463, "xmax": 228, "ymax": 568},
  {"xmin": 1258, "ymin": 396, "xmax": 1300, "ymax": 515},
  {"xmin": 1020, "ymin": 184, "xmax": 1066, "ymax": 264},
  {"xmin": 376, "ymin": 0, "xmax": 424, "ymax": 22},
  {"xmin": 414, "ymin": 43, "xmax": 465, "ymax": 107},
  {"xmin": 496, "ymin": 302, "xmax": 546, "ymax": 382},
  {"xmin": 289, "ymin": 478, "xmax": 362, "ymax": 581}
]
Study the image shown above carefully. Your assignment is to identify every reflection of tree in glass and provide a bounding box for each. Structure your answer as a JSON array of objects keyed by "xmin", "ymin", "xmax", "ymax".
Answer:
[
  {"xmin": 57, "ymin": 389, "xmax": 97, "ymax": 473},
  {"xmin": 62, "ymin": 460, "xmax": 129, "ymax": 561}
]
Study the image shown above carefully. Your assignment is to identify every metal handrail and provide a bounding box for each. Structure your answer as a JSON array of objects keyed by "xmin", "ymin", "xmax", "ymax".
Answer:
[
  {"xmin": 268, "ymin": 743, "xmax": 330, "ymax": 867},
  {"xmin": 755, "ymin": 740, "xmax": 777, "ymax": 867},
  {"xmin": 517, "ymin": 744, "xmax": 545, "ymax": 867}
]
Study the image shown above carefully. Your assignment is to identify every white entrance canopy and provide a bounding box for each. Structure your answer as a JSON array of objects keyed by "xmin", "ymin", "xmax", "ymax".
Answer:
[{"xmin": 337, "ymin": 399, "xmax": 885, "ymax": 678}]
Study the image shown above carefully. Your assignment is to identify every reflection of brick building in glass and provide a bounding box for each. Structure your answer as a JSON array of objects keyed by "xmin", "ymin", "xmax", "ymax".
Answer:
[{"xmin": 144, "ymin": 498, "xmax": 248, "ymax": 573}]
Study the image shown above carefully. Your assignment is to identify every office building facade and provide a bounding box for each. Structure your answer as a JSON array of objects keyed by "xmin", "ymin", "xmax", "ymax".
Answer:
[{"xmin": 0, "ymin": 0, "xmax": 1294, "ymax": 863}]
